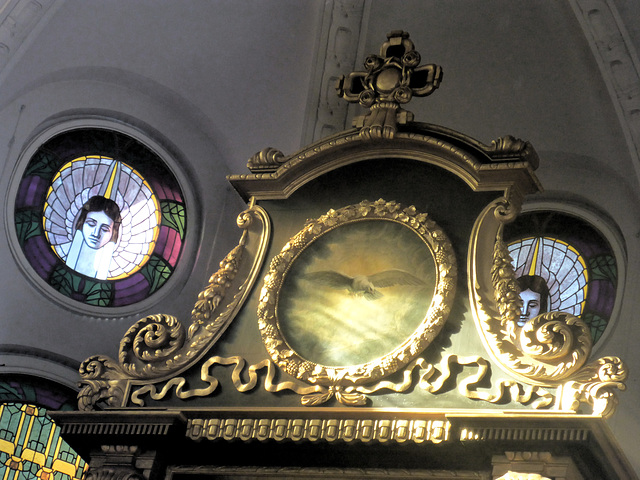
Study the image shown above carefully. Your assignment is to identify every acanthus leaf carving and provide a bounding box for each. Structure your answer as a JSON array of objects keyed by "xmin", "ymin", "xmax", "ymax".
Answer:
[
  {"xmin": 469, "ymin": 196, "xmax": 628, "ymax": 417},
  {"xmin": 77, "ymin": 204, "xmax": 270, "ymax": 410}
]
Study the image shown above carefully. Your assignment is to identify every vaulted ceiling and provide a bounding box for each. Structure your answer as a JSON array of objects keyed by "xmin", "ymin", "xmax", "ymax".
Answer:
[{"xmin": 1, "ymin": 0, "xmax": 640, "ymax": 474}]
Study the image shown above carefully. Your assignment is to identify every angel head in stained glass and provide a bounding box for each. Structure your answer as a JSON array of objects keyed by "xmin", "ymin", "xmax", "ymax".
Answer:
[
  {"xmin": 44, "ymin": 155, "xmax": 160, "ymax": 280},
  {"xmin": 516, "ymin": 274, "xmax": 550, "ymax": 327},
  {"xmin": 508, "ymin": 237, "xmax": 587, "ymax": 319},
  {"xmin": 64, "ymin": 195, "xmax": 122, "ymax": 279}
]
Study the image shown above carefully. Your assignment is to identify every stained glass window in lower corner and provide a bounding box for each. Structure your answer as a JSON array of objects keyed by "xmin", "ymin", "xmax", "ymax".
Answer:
[
  {"xmin": 15, "ymin": 129, "xmax": 187, "ymax": 308},
  {"xmin": 0, "ymin": 403, "xmax": 87, "ymax": 480},
  {"xmin": 504, "ymin": 211, "xmax": 617, "ymax": 344}
]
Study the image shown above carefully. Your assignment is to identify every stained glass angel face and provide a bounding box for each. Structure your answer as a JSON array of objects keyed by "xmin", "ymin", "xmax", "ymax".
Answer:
[
  {"xmin": 505, "ymin": 213, "xmax": 619, "ymax": 344},
  {"xmin": 516, "ymin": 274, "xmax": 549, "ymax": 327},
  {"xmin": 519, "ymin": 290, "xmax": 541, "ymax": 326},
  {"xmin": 15, "ymin": 128, "xmax": 187, "ymax": 307},
  {"xmin": 82, "ymin": 211, "xmax": 114, "ymax": 249},
  {"xmin": 76, "ymin": 196, "xmax": 121, "ymax": 250}
]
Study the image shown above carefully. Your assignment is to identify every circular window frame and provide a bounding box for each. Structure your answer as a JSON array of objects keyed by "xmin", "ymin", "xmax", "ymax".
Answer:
[{"xmin": 5, "ymin": 118, "xmax": 200, "ymax": 317}]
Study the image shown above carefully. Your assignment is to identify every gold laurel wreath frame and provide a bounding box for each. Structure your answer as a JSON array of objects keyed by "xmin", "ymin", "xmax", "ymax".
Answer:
[{"xmin": 258, "ymin": 199, "xmax": 457, "ymax": 391}]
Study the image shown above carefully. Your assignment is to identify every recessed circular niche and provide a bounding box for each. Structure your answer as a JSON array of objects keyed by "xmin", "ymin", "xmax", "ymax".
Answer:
[{"xmin": 14, "ymin": 128, "xmax": 187, "ymax": 308}]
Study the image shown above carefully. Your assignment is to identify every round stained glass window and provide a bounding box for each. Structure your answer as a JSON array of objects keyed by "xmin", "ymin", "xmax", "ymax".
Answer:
[{"xmin": 14, "ymin": 129, "xmax": 187, "ymax": 308}]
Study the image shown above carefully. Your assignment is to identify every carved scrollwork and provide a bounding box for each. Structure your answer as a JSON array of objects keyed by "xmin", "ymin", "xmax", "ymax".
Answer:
[
  {"xmin": 469, "ymin": 197, "xmax": 628, "ymax": 416},
  {"xmin": 77, "ymin": 204, "xmax": 271, "ymax": 410},
  {"xmin": 518, "ymin": 312, "xmax": 591, "ymax": 362},
  {"xmin": 247, "ymin": 147, "xmax": 286, "ymax": 173},
  {"xmin": 487, "ymin": 135, "xmax": 540, "ymax": 168},
  {"xmin": 119, "ymin": 314, "xmax": 186, "ymax": 377},
  {"xmin": 78, "ymin": 356, "xmax": 127, "ymax": 411},
  {"xmin": 559, "ymin": 356, "xmax": 628, "ymax": 418}
]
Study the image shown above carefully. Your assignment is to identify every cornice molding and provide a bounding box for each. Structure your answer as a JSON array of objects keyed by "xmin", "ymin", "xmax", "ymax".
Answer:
[
  {"xmin": 0, "ymin": 0, "xmax": 56, "ymax": 76},
  {"xmin": 569, "ymin": 0, "xmax": 640, "ymax": 185},
  {"xmin": 302, "ymin": 0, "xmax": 367, "ymax": 145}
]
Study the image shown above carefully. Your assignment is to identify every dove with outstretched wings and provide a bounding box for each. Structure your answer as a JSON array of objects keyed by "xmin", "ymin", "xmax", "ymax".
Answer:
[{"xmin": 305, "ymin": 269, "xmax": 425, "ymax": 300}]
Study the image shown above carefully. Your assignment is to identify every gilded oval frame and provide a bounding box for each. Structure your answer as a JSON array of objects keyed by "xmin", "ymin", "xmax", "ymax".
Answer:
[{"xmin": 258, "ymin": 199, "xmax": 457, "ymax": 386}]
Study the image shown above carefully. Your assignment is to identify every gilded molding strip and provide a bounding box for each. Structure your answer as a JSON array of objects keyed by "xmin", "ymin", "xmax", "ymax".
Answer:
[
  {"xmin": 129, "ymin": 353, "xmax": 554, "ymax": 410},
  {"xmin": 186, "ymin": 416, "xmax": 451, "ymax": 444}
]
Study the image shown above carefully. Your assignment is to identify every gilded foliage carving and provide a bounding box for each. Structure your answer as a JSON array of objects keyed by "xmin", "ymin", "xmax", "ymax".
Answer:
[
  {"xmin": 77, "ymin": 205, "xmax": 270, "ymax": 410},
  {"xmin": 257, "ymin": 199, "xmax": 457, "ymax": 393},
  {"xmin": 469, "ymin": 197, "xmax": 627, "ymax": 417},
  {"xmin": 559, "ymin": 356, "xmax": 628, "ymax": 418}
]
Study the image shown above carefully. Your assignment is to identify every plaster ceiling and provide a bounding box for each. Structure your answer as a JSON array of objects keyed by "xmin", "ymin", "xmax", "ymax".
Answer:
[{"xmin": 1, "ymin": 0, "xmax": 640, "ymax": 474}]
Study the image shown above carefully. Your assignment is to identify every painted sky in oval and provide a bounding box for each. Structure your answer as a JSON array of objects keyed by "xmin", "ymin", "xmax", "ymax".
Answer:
[{"xmin": 278, "ymin": 219, "xmax": 436, "ymax": 367}]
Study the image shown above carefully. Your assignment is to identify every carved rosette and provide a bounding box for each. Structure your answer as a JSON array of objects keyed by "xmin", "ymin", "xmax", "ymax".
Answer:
[
  {"xmin": 258, "ymin": 199, "xmax": 457, "ymax": 402},
  {"xmin": 469, "ymin": 197, "xmax": 627, "ymax": 417},
  {"xmin": 77, "ymin": 204, "xmax": 271, "ymax": 410}
]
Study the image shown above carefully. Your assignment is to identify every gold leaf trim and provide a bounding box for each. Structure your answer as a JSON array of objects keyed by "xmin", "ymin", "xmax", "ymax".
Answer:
[
  {"xmin": 468, "ymin": 197, "xmax": 628, "ymax": 416},
  {"xmin": 258, "ymin": 199, "xmax": 457, "ymax": 388},
  {"xmin": 186, "ymin": 416, "xmax": 451, "ymax": 444},
  {"xmin": 78, "ymin": 204, "xmax": 271, "ymax": 410}
]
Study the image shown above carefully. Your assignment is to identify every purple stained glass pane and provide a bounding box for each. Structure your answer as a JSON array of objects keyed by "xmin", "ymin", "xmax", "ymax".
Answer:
[
  {"xmin": 155, "ymin": 226, "xmax": 169, "ymax": 253},
  {"xmin": 16, "ymin": 176, "xmax": 48, "ymax": 209},
  {"xmin": 587, "ymin": 280, "xmax": 615, "ymax": 315},
  {"xmin": 113, "ymin": 273, "xmax": 150, "ymax": 306},
  {"xmin": 150, "ymin": 180, "xmax": 168, "ymax": 200},
  {"xmin": 24, "ymin": 236, "xmax": 57, "ymax": 279},
  {"xmin": 165, "ymin": 229, "xmax": 181, "ymax": 267},
  {"xmin": 114, "ymin": 272, "xmax": 148, "ymax": 293}
]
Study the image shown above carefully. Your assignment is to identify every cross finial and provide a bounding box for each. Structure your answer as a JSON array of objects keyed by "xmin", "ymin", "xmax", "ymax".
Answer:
[{"xmin": 337, "ymin": 31, "xmax": 443, "ymax": 140}]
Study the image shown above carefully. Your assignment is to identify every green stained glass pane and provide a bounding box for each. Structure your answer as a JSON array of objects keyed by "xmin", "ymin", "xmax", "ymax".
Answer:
[
  {"xmin": 49, "ymin": 267, "xmax": 81, "ymax": 297},
  {"xmin": 582, "ymin": 312, "xmax": 608, "ymax": 344},
  {"xmin": 589, "ymin": 254, "xmax": 617, "ymax": 286},
  {"xmin": 0, "ymin": 404, "xmax": 88, "ymax": 479},
  {"xmin": 83, "ymin": 280, "xmax": 113, "ymax": 307},
  {"xmin": 161, "ymin": 200, "xmax": 186, "ymax": 239},
  {"xmin": 141, "ymin": 255, "xmax": 172, "ymax": 294},
  {"xmin": 23, "ymin": 151, "xmax": 59, "ymax": 179},
  {"xmin": 0, "ymin": 384, "xmax": 21, "ymax": 402},
  {"xmin": 15, "ymin": 210, "xmax": 42, "ymax": 246}
]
